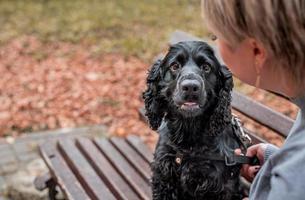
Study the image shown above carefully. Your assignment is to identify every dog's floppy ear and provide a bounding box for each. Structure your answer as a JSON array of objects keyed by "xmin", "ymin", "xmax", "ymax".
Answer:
[
  {"xmin": 142, "ymin": 59, "xmax": 166, "ymax": 130},
  {"xmin": 209, "ymin": 65, "xmax": 233, "ymax": 134},
  {"xmin": 219, "ymin": 64, "xmax": 234, "ymax": 92}
]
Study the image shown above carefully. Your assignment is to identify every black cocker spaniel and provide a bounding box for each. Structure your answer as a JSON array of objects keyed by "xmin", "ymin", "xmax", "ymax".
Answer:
[{"xmin": 143, "ymin": 41, "xmax": 244, "ymax": 200}]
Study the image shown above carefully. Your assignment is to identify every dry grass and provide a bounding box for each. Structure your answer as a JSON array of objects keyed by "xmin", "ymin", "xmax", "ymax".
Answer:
[{"xmin": 0, "ymin": 0, "xmax": 207, "ymax": 61}]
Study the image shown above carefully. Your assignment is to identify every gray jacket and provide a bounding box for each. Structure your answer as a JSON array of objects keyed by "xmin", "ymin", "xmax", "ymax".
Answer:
[{"xmin": 250, "ymin": 95, "xmax": 305, "ymax": 200}]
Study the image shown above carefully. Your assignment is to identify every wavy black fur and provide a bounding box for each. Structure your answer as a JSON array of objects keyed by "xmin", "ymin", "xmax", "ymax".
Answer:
[{"xmin": 143, "ymin": 41, "xmax": 243, "ymax": 200}]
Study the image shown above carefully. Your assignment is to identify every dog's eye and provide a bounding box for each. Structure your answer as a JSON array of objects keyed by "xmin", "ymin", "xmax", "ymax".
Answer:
[
  {"xmin": 202, "ymin": 64, "xmax": 211, "ymax": 73},
  {"xmin": 170, "ymin": 62, "xmax": 180, "ymax": 72}
]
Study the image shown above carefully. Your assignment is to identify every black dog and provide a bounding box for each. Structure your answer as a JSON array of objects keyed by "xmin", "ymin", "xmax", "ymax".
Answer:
[{"xmin": 143, "ymin": 41, "xmax": 244, "ymax": 200}]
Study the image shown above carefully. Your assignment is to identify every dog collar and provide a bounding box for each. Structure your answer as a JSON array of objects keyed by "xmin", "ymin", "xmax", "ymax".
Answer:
[{"xmin": 174, "ymin": 152, "xmax": 258, "ymax": 166}]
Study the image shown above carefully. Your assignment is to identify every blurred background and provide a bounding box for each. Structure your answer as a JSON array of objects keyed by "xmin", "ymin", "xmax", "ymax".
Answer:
[{"xmin": 0, "ymin": 0, "xmax": 298, "ymax": 148}]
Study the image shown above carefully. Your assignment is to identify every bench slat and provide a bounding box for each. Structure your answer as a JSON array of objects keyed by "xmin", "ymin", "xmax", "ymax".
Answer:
[
  {"xmin": 94, "ymin": 138, "xmax": 152, "ymax": 200},
  {"xmin": 39, "ymin": 142, "xmax": 91, "ymax": 200},
  {"xmin": 76, "ymin": 138, "xmax": 141, "ymax": 200},
  {"xmin": 126, "ymin": 135, "xmax": 154, "ymax": 163},
  {"xmin": 232, "ymin": 91, "xmax": 293, "ymax": 137},
  {"xmin": 110, "ymin": 137, "xmax": 151, "ymax": 182},
  {"xmin": 58, "ymin": 139, "xmax": 116, "ymax": 200}
]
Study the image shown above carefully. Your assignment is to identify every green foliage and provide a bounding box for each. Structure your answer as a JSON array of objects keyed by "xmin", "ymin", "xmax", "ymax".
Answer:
[{"xmin": 0, "ymin": 0, "xmax": 208, "ymax": 60}]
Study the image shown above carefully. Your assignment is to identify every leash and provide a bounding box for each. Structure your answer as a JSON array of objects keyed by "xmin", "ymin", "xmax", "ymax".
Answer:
[
  {"xmin": 231, "ymin": 115, "xmax": 260, "ymax": 166},
  {"xmin": 175, "ymin": 151, "xmax": 259, "ymax": 166},
  {"xmin": 173, "ymin": 115, "xmax": 260, "ymax": 166}
]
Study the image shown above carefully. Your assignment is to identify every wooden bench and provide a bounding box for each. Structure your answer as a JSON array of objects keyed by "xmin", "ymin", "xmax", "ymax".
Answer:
[
  {"xmin": 35, "ymin": 30, "xmax": 295, "ymax": 200},
  {"xmin": 35, "ymin": 135, "xmax": 153, "ymax": 200}
]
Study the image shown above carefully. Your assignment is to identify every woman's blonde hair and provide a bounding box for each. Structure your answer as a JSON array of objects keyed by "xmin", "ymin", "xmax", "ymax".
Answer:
[{"xmin": 202, "ymin": 0, "xmax": 305, "ymax": 85}]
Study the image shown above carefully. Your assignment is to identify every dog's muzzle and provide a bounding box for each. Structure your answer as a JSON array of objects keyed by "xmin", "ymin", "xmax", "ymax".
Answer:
[
  {"xmin": 177, "ymin": 73, "xmax": 205, "ymax": 110},
  {"xmin": 180, "ymin": 73, "xmax": 204, "ymax": 97},
  {"xmin": 180, "ymin": 79, "xmax": 201, "ymax": 101}
]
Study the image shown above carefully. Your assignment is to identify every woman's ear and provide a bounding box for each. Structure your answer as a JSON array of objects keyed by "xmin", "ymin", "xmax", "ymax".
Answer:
[
  {"xmin": 142, "ymin": 59, "xmax": 166, "ymax": 130},
  {"xmin": 250, "ymin": 39, "xmax": 267, "ymax": 70}
]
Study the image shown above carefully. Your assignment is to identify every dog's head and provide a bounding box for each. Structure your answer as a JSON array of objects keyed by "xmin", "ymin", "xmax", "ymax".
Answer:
[{"xmin": 143, "ymin": 41, "xmax": 233, "ymax": 130}]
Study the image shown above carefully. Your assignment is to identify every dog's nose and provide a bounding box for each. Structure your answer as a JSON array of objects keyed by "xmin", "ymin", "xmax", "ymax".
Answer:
[{"xmin": 181, "ymin": 79, "xmax": 201, "ymax": 95}]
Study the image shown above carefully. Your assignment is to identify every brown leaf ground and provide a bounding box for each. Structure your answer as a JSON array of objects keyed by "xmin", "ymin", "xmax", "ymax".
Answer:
[
  {"xmin": 0, "ymin": 36, "xmax": 299, "ymax": 149},
  {"xmin": 0, "ymin": 36, "xmax": 157, "ymax": 147}
]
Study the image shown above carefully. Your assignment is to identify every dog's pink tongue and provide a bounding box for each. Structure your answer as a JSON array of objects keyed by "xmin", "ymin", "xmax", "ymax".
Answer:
[{"xmin": 184, "ymin": 102, "xmax": 197, "ymax": 106}]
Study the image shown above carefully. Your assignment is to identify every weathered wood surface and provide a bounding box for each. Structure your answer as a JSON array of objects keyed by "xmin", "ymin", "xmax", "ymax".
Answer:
[{"xmin": 40, "ymin": 136, "xmax": 153, "ymax": 200}]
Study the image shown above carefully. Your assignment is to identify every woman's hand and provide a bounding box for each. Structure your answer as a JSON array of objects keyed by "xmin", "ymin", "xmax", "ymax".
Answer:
[{"xmin": 235, "ymin": 143, "xmax": 268, "ymax": 182}]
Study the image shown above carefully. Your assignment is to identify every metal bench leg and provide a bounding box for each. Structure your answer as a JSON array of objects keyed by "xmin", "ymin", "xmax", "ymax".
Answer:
[
  {"xmin": 47, "ymin": 178, "xmax": 59, "ymax": 200},
  {"xmin": 35, "ymin": 172, "xmax": 63, "ymax": 200}
]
